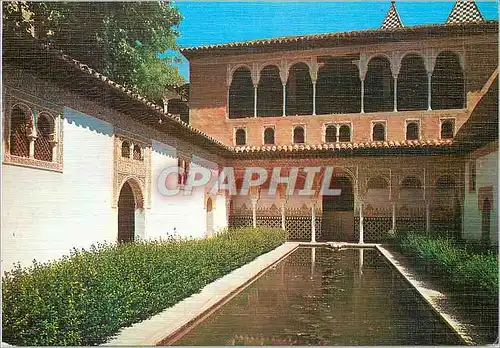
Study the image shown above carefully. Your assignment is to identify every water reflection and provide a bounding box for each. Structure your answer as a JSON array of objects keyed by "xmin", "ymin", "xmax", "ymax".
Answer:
[{"xmin": 172, "ymin": 248, "xmax": 460, "ymax": 346}]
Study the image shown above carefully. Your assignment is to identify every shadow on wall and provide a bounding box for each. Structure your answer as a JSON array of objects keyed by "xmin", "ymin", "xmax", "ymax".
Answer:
[{"xmin": 64, "ymin": 107, "xmax": 114, "ymax": 136}]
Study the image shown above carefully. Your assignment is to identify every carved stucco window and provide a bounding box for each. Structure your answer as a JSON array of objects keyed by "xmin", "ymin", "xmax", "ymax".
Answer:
[{"xmin": 3, "ymin": 94, "xmax": 62, "ymax": 171}]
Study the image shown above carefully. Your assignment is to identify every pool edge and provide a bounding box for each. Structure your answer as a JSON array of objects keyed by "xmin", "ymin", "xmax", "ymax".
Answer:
[
  {"xmin": 376, "ymin": 245, "xmax": 472, "ymax": 346},
  {"xmin": 102, "ymin": 242, "xmax": 300, "ymax": 346}
]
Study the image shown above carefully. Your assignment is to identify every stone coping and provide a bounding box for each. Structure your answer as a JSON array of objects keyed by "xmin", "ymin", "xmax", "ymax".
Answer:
[
  {"xmin": 103, "ymin": 242, "xmax": 299, "ymax": 346},
  {"xmin": 376, "ymin": 245, "xmax": 471, "ymax": 345}
]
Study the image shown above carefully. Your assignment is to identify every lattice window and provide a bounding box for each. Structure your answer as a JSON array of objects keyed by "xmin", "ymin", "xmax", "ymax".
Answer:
[
  {"xmin": 133, "ymin": 144, "xmax": 143, "ymax": 161},
  {"xmin": 325, "ymin": 125, "xmax": 336, "ymax": 143},
  {"xmin": 441, "ymin": 119, "xmax": 455, "ymax": 139},
  {"xmin": 122, "ymin": 141, "xmax": 131, "ymax": 158},
  {"xmin": 263, "ymin": 127, "xmax": 275, "ymax": 145},
  {"xmin": 354, "ymin": 217, "xmax": 392, "ymax": 242},
  {"xmin": 406, "ymin": 121, "xmax": 419, "ymax": 140},
  {"xmin": 9, "ymin": 105, "xmax": 31, "ymax": 158},
  {"xmin": 235, "ymin": 128, "xmax": 246, "ymax": 146},
  {"xmin": 372, "ymin": 123, "xmax": 386, "ymax": 141},
  {"xmin": 293, "ymin": 126, "xmax": 305, "ymax": 144},
  {"xmin": 339, "ymin": 124, "xmax": 351, "ymax": 142},
  {"xmin": 34, "ymin": 113, "xmax": 54, "ymax": 162}
]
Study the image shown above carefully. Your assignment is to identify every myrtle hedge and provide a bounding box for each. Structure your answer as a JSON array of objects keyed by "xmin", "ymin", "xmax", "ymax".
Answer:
[
  {"xmin": 2, "ymin": 227, "xmax": 286, "ymax": 346},
  {"xmin": 393, "ymin": 233, "xmax": 498, "ymax": 297}
]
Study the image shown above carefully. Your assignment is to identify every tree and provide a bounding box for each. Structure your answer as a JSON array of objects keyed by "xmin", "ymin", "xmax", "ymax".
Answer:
[{"xmin": 3, "ymin": 1, "xmax": 185, "ymax": 103}]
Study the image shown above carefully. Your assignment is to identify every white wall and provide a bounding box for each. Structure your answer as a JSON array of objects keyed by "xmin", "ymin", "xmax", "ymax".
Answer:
[
  {"xmin": 2, "ymin": 108, "xmax": 115, "ymax": 272},
  {"xmin": 463, "ymin": 149, "xmax": 498, "ymax": 245},
  {"xmin": 147, "ymin": 140, "xmax": 207, "ymax": 240}
]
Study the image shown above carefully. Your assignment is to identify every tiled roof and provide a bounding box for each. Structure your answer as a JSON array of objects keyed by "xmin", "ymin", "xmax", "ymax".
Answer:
[
  {"xmin": 447, "ymin": 1, "xmax": 484, "ymax": 24},
  {"xmin": 234, "ymin": 139, "xmax": 453, "ymax": 154},
  {"xmin": 381, "ymin": 1, "xmax": 404, "ymax": 29},
  {"xmin": 180, "ymin": 21, "xmax": 497, "ymax": 57},
  {"xmin": 47, "ymin": 48, "xmax": 233, "ymax": 153}
]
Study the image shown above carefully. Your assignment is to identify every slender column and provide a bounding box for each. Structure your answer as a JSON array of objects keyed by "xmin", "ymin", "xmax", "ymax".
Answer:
[
  {"xmin": 335, "ymin": 124, "xmax": 340, "ymax": 143},
  {"xmin": 310, "ymin": 247, "xmax": 316, "ymax": 280},
  {"xmin": 393, "ymin": 77, "xmax": 398, "ymax": 112},
  {"xmin": 50, "ymin": 140, "xmax": 58, "ymax": 162},
  {"xmin": 425, "ymin": 201, "xmax": 430, "ymax": 234},
  {"xmin": 427, "ymin": 72, "xmax": 432, "ymax": 111},
  {"xmin": 311, "ymin": 204, "xmax": 316, "ymax": 243},
  {"xmin": 281, "ymin": 202, "xmax": 286, "ymax": 230},
  {"xmin": 360, "ymin": 79, "xmax": 365, "ymax": 114},
  {"xmin": 312, "ymin": 81, "xmax": 317, "ymax": 116},
  {"xmin": 358, "ymin": 248, "xmax": 364, "ymax": 276},
  {"xmin": 253, "ymin": 85, "xmax": 258, "ymax": 117},
  {"xmin": 392, "ymin": 202, "xmax": 397, "ymax": 231},
  {"xmin": 28, "ymin": 135, "xmax": 36, "ymax": 158},
  {"xmin": 282, "ymin": 84, "xmax": 286, "ymax": 117},
  {"xmin": 251, "ymin": 198, "xmax": 258, "ymax": 228},
  {"xmin": 359, "ymin": 202, "xmax": 364, "ymax": 244}
]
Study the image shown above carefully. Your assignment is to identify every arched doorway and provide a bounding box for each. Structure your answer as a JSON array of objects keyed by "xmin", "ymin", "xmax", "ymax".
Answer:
[
  {"xmin": 117, "ymin": 179, "xmax": 145, "ymax": 243},
  {"xmin": 206, "ymin": 197, "xmax": 214, "ymax": 236},
  {"xmin": 321, "ymin": 175, "xmax": 354, "ymax": 241}
]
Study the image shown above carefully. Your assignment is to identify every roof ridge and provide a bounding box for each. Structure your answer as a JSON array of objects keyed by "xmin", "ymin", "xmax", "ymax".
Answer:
[{"xmin": 180, "ymin": 20, "xmax": 498, "ymax": 54}]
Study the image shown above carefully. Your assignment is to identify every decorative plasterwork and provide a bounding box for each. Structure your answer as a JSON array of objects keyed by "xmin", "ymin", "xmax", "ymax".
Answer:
[
  {"xmin": 3, "ymin": 89, "xmax": 64, "ymax": 172},
  {"xmin": 113, "ymin": 129, "xmax": 152, "ymax": 209}
]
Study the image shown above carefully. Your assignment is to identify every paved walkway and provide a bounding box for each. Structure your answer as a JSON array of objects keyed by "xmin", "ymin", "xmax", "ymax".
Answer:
[{"xmin": 103, "ymin": 242, "xmax": 299, "ymax": 346}]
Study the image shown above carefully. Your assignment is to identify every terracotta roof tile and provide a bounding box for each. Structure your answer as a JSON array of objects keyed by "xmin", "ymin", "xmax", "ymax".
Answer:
[
  {"xmin": 233, "ymin": 140, "xmax": 453, "ymax": 153},
  {"xmin": 180, "ymin": 21, "xmax": 497, "ymax": 57}
]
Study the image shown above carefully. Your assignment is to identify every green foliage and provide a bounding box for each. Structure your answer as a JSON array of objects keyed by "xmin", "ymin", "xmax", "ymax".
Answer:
[
  {"xmin": 393, "ymin": 233, "xmax": 498, "ymax": 297},
  {"xmin": 2, "ymin": 228, "xmax": 286, "ymax": 346},
  {"xmin": 2, "ymin": 1, "xmax": 185, "ymax": 103}
]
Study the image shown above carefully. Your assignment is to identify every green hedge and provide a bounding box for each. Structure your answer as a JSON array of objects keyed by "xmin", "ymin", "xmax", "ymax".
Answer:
[
  {"xmin": 393, "ymin": 233, "xmax": 498, "ymax": 297},
  {"xmin": 2, "ymin": 227, "xmax": 286, "ymax": 346}
]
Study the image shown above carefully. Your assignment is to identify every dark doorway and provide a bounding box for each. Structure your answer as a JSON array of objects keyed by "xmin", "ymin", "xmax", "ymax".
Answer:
[
  {"xmin": 321, "ymin": 176, "xmax": 354, "ymax": 241},
  {"xmin": 118, "ymin": 181, "xmax": 135, "ymax": 243},
  {"xmin": 481, "ymin": 198, "xmax": 491, "ymax": 245}
]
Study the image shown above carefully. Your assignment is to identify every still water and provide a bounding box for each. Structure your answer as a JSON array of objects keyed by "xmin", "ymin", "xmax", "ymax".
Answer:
[{"xmin": 171, "ymin": 247, "xmax": 461, "ymax": 346}]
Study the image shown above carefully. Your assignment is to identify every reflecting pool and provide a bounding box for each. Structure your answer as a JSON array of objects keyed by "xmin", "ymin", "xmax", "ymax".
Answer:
[{"xmin": 170, "ymin": 247, "xmax": 461, "ymax": 346}]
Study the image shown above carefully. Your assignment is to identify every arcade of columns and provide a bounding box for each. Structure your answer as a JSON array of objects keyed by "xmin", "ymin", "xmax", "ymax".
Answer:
[
  {"xmin": 227, "ymin": 163, "xmax": 463, "ymax": 243},
  {"xmin": 226, "ymin": 48, "xmax": 465, "ymax": 117}
]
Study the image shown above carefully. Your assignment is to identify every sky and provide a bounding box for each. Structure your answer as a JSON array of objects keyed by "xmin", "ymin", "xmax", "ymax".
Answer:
[{"xmin": 170, "ymin": 1, "xmax": 498, "ymax": 81}]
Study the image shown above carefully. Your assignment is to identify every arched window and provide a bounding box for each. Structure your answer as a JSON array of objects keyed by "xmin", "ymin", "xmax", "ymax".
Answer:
[
  {"xmin": 432, "ymin": 51, "xmax": 464, "ymax": 110},
  {"xmin": 401, "ymin": 176, "xmax": 422, "ymax": 189},
  {"xmin": 121, "ymin": 141, "xmax": 130, "ymax": 158},
  {"xmin": 365, "ymin": 56, "xmax": 394, "ymax": 113},
  {"xmin": 258, "ymin": 65, "xmax": 283, "ymax": 117},
  {"xmin": 372, "ymin": 123, "xmax": 386, "ymax": 141},
  {"xmin": 263, "ymin": 127, "xmax": 275, "ymax": 145},
  {"xmin": 286, "ymin": 63, "xmax": 313, "ymax": 116},
  {"xmin": 441, "ymin": 119, "xmax": 454, "ymax": 139},
  {"xmin": 398, "ymin": 54, "xmax": 428, "ymax": 111},
  {"xmin": 133, "ymin": 144, "xmax": 143, "ymax": 161},
  {"xmin": 325, "ymin": 125, "xmax": 336, "ymax": 143},
  {"xmin": 229, "ymin": 67, "xmax": 253, "ymax": 118},
  {"xmin": 368, "ymin": 176, "xmax": 389, "ymax": 190},
  {"xmin": 293, "ymin": 126, "xmax": 305, "ymax": 144},
  {"xmin": 406, "ymin": 122, "xmax": 419, "ymax": 140},
  {"xmin": 339, "ymin": 125, "xmax": 351, "ymax": 142},
  {"xmin": 9, "ymin": 105, "xmax": 31, "ymax": 158},
  {"xmin": 235, "ymin": 128, "xmax": 246, "ymax": 146},
  {"xmin": 316, "ymin": 57, "xmax": 361, "ymax": 114},
  {"xmin": 34, "ymin": 113, "xmax": 54, "ymax": 161}
]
